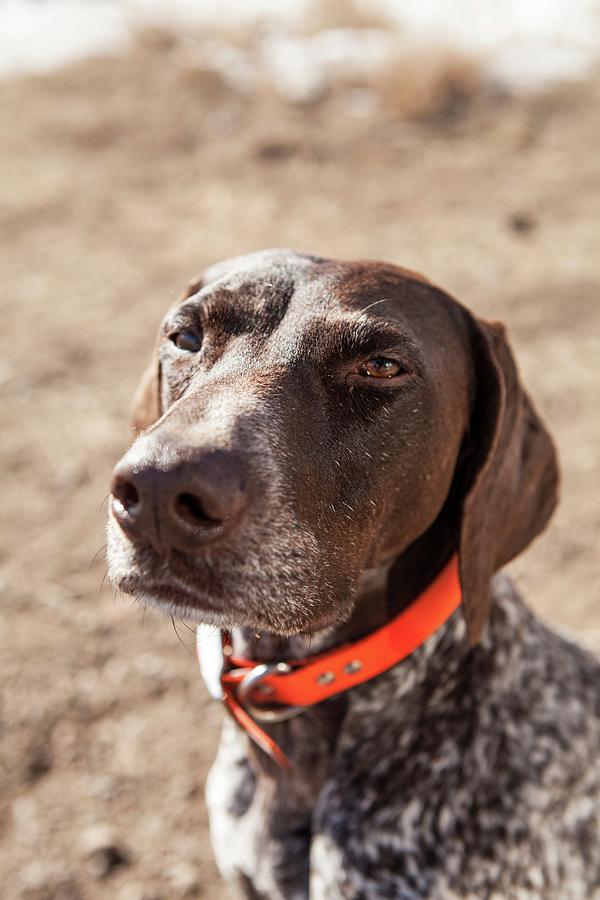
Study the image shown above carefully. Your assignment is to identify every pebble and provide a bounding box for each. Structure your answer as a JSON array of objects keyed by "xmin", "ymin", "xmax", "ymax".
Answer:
[
  {"xmin": 508, "ymin": 211, "xmax": 537, "ymax": 234},
  {"xmin": 87, "ymin": 844, "xmax": 129, "ymax": 880},
  {"xmin": 24, "ymin": 743, "xmax": 52, "ymax": 782},
  {"xmin": 80, "ymin": 823, "xmax": 129, "ymax": 879}
]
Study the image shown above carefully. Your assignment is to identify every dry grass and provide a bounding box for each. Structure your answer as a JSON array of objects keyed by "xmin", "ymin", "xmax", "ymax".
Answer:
[
  {"xmin": 306, "ymin": 0, "xmax": 394, "ymax": 32},
  {"xmin": 374, "ymin": 49, "xmax": 484, "ymax": 121}
]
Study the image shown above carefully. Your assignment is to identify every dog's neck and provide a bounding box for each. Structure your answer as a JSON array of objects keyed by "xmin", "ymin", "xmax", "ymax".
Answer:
[{"xmin": 230, "ymin": 513, "xmax": 457, "ymax": 664}]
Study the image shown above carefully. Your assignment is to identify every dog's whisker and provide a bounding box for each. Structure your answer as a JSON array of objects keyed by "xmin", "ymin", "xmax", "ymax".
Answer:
[
  {"xmin": 91, "ymin": 545, "xmax": 107, "ymax": 568},
  {"xmin": 171, "ymin": 615, "xmax": 193, "ymax": 654},
  {"xmin": 99, "ymin": 569, "xmax": 109, "ymax": 595},
  {"xmin": 177, "ymin": 618, "xmax": 198, "ymax": 635}
]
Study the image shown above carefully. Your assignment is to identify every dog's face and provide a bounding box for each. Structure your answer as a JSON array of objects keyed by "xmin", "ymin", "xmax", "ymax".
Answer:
[{"xmin": 107, "ymin": 250, "xmax": 558, "ymax": 641}]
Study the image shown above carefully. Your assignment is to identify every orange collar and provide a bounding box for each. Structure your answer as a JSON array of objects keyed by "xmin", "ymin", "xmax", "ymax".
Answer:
[{"xmin": 196, "ymin": 554, "xmax": 461, "ymax": 769}]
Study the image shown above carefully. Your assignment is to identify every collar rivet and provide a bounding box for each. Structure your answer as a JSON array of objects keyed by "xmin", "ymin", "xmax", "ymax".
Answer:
[
  {"xmin": 344, "ymin": 660, "xmax": 363, "ymax": 674},
  {"xmin": 316, "ymin": 671, "xmax": 335, "ymax": 685}
]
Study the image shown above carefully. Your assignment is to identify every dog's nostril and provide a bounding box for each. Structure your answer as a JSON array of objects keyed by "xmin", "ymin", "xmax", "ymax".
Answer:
[
  {"xmin": 175, "ymin": 492, "xmax": 219, "ymax": 528},
  {"xmin": 113, "ymin": 479, "xmax": 140, "ymax": 514}
]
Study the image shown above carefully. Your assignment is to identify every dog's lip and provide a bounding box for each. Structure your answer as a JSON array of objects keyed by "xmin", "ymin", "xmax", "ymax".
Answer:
[
  {"xmin": 115, "ymin": 553, "xmax": 212, "ymax": 605},
  {"xmin": 110, "ymin": 543, "xmax": 258, "ymax": 637},
  {"xmin": 108, "ymin": 530, "xmax": 224, "ymax": 611},
  {"xmin": 118, "ymin": 568, "xmax": 226, "ymax": 615}
]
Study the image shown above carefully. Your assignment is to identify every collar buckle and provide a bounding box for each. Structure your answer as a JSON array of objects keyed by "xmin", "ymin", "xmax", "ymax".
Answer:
[{"xmin": 236, "ymin": 662, "xmax": 306, "ymax": 723}]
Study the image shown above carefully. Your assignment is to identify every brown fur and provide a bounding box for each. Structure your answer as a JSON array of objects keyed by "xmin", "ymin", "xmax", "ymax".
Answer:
[{"xmin": 111, "ymin": 249, "xmax": 558, "ymax": 644}]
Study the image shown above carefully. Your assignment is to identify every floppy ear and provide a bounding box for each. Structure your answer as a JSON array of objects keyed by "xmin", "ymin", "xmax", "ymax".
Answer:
[
  {"xmin": 459, "ymin": 319, "xmax": 559, "ymax": 645},
  {"xmin": 130, "ymin": 275, "xmax": 204, "ymax": 435},
  {"xmin": 130, "ymin": 360, "xmax": 161, "ymax": 434}
]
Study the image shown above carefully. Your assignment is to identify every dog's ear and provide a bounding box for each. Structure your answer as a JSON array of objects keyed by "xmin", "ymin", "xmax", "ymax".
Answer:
[
  {"xmin": 459, "ymin": 319, "xmax": 559, "ymax": 645},
  {"xmin": 130, "ymin": 275, "xmax": 204, "ymax": 435},
  {"xmin": 130, "ymin": 360, "xmax": 161, "ymax": 434}
]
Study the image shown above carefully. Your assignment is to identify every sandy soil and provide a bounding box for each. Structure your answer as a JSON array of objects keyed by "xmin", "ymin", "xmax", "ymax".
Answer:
[{"xmin": 1, "ymin": 31, "xmax": 599, "ymax": 900}]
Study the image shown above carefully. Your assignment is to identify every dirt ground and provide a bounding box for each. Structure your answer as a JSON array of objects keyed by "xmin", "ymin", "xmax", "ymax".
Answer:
[{"xmin": 1, "ymin": 28, "xmax": 599, "ymax": 900}]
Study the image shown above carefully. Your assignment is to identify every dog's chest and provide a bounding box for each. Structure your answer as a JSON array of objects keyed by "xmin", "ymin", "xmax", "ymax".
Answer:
[
  {"xmin": 205, "ymin": 712, "xmax": 338, "ymax": 899},
  {"xmin": 204, "ymin": 585, "xmax": 600, "ymax": 899}
]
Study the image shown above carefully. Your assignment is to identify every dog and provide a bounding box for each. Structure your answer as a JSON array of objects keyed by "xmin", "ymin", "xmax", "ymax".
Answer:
[{"xmin": 107, "ymin": 249, "xmax": 600, "ymax": 899}]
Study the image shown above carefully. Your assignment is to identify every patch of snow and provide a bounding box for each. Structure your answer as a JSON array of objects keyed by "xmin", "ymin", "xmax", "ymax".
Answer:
[
  {"xmin": 0, "ymin": 0, "xmax": 130, "ymax": 77},
  {"xmin": 262, "ymin": 28, "xmax": 396, "ymax": 103},
  {"xmin": 0, "ymin": 0, "xmax": 599, "ymax": 90},
  {"xmin": 376, "ymin": 0, "xmax": 600, "ymax": 88}
]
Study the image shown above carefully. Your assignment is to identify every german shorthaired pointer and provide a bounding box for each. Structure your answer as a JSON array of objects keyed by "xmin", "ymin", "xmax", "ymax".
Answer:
[{"xmin": 107, "ymin": 250, "xmax": 600, "ymax": 899}]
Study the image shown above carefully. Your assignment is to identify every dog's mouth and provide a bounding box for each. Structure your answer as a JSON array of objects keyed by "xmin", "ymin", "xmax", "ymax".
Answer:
[
  {"xmin": 107, "ymin": 524, "xmax": 248, "ymax": 625},
  {"xmin": 106, "ymin": 509, "xmax": 346, "ymax": 635},
  {"xmin": 124, "ymin": 580, "xmax": 238, "ymax": 630}
]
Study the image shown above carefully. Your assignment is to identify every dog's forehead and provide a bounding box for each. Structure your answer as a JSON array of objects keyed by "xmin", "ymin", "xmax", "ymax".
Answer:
[{"xmin": 197, "ymin": 249, "xmax": 434, "ymax": 328}]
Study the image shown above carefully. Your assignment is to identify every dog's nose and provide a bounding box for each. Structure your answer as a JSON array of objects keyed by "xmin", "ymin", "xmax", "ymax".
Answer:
[{"xmin": 110, "ymin": 437, "xmax": 248, "ymax": 555}]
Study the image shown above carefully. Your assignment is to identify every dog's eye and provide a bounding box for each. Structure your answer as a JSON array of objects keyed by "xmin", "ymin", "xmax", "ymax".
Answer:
[
  {"xmin": 170, "ymin": 330, "xmax": 202, "ymax": 353},
  {"xmin": 359, "ymin": 357, "xmax": 403, "ymax": 378}
]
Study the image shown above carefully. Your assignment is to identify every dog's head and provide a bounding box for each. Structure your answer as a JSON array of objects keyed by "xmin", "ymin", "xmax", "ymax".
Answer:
[{"xmin": 107, "ymin": 250, "xmax": 558, "ymax": 643}]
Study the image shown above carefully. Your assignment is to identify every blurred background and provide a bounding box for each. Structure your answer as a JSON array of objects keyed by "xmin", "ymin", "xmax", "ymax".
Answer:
[{"xmin": 1, "ymin": 0, "xmax": 599, "ymax": 897}]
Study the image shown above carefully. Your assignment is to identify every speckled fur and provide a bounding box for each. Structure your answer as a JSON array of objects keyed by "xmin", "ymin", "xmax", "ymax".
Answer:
[{"xmin": 207, "ymin": 574, "xmax": 600, "ymax": 899}]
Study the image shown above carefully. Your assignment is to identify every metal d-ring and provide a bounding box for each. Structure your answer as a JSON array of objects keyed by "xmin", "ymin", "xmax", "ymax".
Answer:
[{"xmin": 236, "ymin": 662, "xmax": 306, "ymax": 723}]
